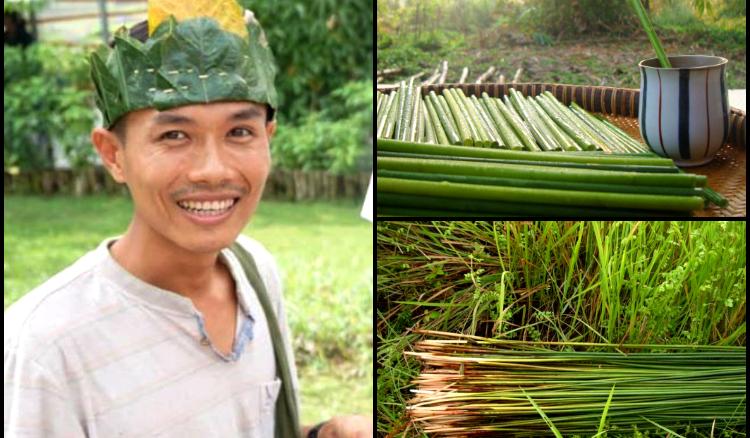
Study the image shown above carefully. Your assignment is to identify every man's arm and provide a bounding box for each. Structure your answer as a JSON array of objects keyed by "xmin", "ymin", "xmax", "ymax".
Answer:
[{"xmin": 301, "ymin": 415, "xmax": 373, "ymax": 438}]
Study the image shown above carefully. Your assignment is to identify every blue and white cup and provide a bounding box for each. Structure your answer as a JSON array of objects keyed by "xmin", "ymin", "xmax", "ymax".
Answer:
[{"xmin": 638, "ymin": 55, "xmax": 729, "ymax": 167}]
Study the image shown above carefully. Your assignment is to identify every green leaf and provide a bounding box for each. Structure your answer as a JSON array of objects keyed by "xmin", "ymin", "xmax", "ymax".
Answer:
[
  {"xmin": 597, "ymin": 384, "xmax": 617, "ymax": 436},
  {"xmin": 521, "ymin": 387, "xmax": 563, "ymax": 438}
]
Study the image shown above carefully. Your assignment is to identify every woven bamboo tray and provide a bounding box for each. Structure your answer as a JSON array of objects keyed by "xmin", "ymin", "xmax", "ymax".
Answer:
[{"xmin": 377, "ymin": 83, "xmax": 746, "ymax": 217}]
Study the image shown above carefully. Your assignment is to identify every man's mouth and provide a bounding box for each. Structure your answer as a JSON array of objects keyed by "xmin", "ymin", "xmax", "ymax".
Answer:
[{"xmin": 176, "ymin": 198, "xmax": 239, "ymax": 216}]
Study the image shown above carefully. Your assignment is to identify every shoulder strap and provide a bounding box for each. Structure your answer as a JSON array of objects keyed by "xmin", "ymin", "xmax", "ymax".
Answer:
[{"xmin": 229, "ymin": 242, "xmax": 301, "ymax": 438}]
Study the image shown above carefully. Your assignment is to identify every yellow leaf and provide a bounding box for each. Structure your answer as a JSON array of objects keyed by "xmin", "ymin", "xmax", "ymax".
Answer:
[{"xmin": 147, "ymin": 0, "xmax": 248, "ymax": 38}]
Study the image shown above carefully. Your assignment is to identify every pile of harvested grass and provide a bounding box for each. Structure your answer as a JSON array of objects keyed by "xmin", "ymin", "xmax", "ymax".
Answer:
[{"xmin": 407, "ymin": 331, "xmax": 746, "ymax": 437}]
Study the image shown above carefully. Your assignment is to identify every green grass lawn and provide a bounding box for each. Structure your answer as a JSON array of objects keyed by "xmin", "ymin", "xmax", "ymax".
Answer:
[{"xmin": 3, "ymin": 194, "xmax": 373, "ymax": 425}]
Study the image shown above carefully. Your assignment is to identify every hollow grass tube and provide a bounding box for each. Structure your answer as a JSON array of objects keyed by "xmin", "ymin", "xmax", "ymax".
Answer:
[
  {"xmin": 414, "ymin": 95, "xmax": 423, "ymax": 143},
  {"xmin": 582, "ymin": 110, "xmax": 646, "ymax": 154},
  {"xmin": 378, "ymin": 192, "xmax": 680, "ymax": 217},
  {"xmin": 493, "ymin": 96, "xmax": 540, "ymax": 151},
  {"xmin": 382, "ymin": 90, "xmax": 399, "ymax": 139},
  {"xmin": 376, "ymin": 91, "xmax": 396, "ymax": 138},
  {"xmin": 395, "ymin": 81, "xmax": 409, "ymax": 141},
  {"xmin": 537, "ymin": 93, "xmax": 598, "ymax": 150},
  {"xmin": 458, "ymin": 91, "xmax": 494, "ymax": 147},
  {"xmin": 377, "ymin": 177, "xmax": 704, "ymax": 211},
  {"xmin": 376, "ymin": 138, "xmax": 677, "ymax": 166},
  {"xmin": 377, "ymin": 156, "xmax": 707, "ymax": 188},
  {"xmin": 376, "ymin": 92, "xmax": 384, "ymax": 119},
  {"xmin": 375, "ymin": 92, "xmax": 387, "ymax": 137},
  {"xmin": 481, "ymin": 93, "xmax": 524, "ymax": 150},
  {"xmin": 509, "ymin": 88, "xmax": 560, "ymax": 151},
  {"xmin": 377, "ymin": 169, "xmax": 703, "ymax": 197},
  {"xmin": 377, "ymin": 206, "xmax": 504, "ymax": 217},
  {"xmin": 599, "ymin": 118, "xmax": 651, "ymax": 152},
  {"xmin": 569, "ymin": 101, "xmax": 647, "ymax": 153},
  {"xmin": 501, "ymin": 95, "xmax": 538, "ymax": 149},
  {"xmin": 435, "ymin": 95, "xmax": 459, "ymax": 135},
  {"xmin": 449, "ymin": 88, "xmax": 485, "ymax": 146},
  {"xmin": 442, "ymin": 89, "xmax": 474, "ymax": 145},
  {"xmin": 407, "ymin": 85, "xmax": 421, "ymax": 142},
  {"xmin": 419, "ymin": 102, "xmax": 433, "ymax": 143},
  {"xmin": 429, "ymin": 92, "xmax": 461, "ymax": 145},
  {"xmin": 528, "ymin": 96, "xmax": 581, "ymax": 151},
  {"xmin": 377, "ymin": 151, "xmax": 681, "ymax": 173},
  {"xmin": 569, "ymin": 103, "xmax": 635, "ymax": 153},
  {"xmin": 522, "ymin": 95, "xmax": 563, "ymax": 151},
  {"xmin": 702, "ymin": 187, "xmax": 729, "ymax": 208},
  {"xmin": 470, "ymin": 95, "xmax": 504, "ymax": 148},
  {"xmin": 424, "ymin": 96, "xmax": 449, "ymax": 145},
  {"xmin": 541, "ymin": 91, "xmax": 606, "ymax": 147}
]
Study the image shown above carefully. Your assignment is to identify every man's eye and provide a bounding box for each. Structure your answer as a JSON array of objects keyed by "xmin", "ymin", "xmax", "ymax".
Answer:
[
  {"xmin": 160, "ymin": 131, "xmax": 187, "ymax": 140},
  {"xmin": 229, "ymin": 128, "xmax": 253, "ymax": 137}
]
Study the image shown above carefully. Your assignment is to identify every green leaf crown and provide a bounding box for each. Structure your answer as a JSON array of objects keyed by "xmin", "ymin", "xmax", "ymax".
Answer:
[{"xmin": 89, "ymin": 16, "xmax": 277, "ymax": 128}]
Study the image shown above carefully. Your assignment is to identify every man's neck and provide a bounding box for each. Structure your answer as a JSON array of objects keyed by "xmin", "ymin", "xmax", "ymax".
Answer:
[{"xmin": 109, "ymin": 221, "xmax": 229, "ymax": 302}]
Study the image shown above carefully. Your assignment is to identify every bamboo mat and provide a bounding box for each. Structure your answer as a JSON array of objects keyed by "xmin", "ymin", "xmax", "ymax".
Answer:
[
  {"xmin": 378, "ymin": 83, "xmax": 747, "ymax": 217},
  {"xmin": 606, "ymin": 113, "xmax": 745, "ymax": 217}
]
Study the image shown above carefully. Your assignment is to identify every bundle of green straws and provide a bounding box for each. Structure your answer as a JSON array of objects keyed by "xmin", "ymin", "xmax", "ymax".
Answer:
[{"xmin": 407, "ymin": 331, "xmax": 746, "ymax": 437}]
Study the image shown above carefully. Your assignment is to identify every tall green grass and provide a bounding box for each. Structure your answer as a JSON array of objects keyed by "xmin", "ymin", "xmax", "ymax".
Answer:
[{"xmin": 377, "ymin": 221, "xmax": 746, "ymax": 437}]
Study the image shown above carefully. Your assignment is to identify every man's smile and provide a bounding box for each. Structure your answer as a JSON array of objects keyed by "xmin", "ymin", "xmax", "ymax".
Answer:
[{"xmin": 176, "ymin": 196, "xmax": 241, "ymax": 224}]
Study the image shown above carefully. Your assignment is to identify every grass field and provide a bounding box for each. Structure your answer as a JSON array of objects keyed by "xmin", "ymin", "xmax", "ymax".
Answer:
[{"xmin": 4, "ymin": 195, "xmax": 373, "ymax": 425}]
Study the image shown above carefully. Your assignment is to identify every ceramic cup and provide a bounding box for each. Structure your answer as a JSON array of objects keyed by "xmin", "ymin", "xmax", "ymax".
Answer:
[{"xmin": 638, "ymin": 55, "xmax": 729, "ymax": 167}]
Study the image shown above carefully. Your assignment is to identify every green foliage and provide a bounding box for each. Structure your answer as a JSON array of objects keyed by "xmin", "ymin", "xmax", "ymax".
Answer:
[
  {"xmin": 246, "ymin": 0, "xmax": 372, "ymax": 124},
  {"xmin": 4, "ymin": 44, "xmax": 96, "ymax": 172},
  {"xmin": 716, "ymin": 0, "xmax": 745, "ymax": 17},
  {"xmin": 519, "ymin": 0, "xmax": 637, "ymax": 37},
  {"xmin": 377, "ymin": 30, "xmax": 466, "ymax": 70},
  {"xmin": 3, "ymin": 0, "xmax": 49, "ymax": 14},
  {"xmin": 654, "ymin": 0, "xmax": 745, "ymax": 54},
  {"xmin": 272, "ymin": 80, "xmax": 372, "ymax": 174}
]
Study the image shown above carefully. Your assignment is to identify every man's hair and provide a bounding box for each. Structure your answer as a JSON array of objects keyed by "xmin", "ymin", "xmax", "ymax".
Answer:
[{"xmin": 107, "ymin": 20, "xmax": 275, "ymax": 145}]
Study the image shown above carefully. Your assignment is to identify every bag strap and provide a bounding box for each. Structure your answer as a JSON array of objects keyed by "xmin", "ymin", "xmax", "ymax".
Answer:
[{"xmin": 229, "ymin": 242, "xmax": 301, "ymax": 438}]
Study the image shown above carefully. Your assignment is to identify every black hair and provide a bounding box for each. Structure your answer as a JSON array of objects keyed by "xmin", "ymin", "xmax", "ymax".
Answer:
[{"xmin": 107, "ymin": 20, "xmax": 275, "ymax": 144}]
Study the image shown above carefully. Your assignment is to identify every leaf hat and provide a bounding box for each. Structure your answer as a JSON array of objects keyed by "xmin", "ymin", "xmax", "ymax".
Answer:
[{"xmin": 89, "ymin": 0, "xmax": 278, "ymax": 128}]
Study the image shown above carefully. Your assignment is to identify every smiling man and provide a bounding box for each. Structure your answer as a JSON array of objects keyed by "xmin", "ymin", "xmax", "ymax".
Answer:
[{"xmin": 3, "ymin": 1, "xmax": 370, "ymax": 437}]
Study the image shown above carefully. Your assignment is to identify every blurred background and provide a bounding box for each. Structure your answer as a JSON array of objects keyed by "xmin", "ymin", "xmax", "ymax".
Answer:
[{"xmin": 4, "ymin": 0, "xmax": 373, "ymax": 425}]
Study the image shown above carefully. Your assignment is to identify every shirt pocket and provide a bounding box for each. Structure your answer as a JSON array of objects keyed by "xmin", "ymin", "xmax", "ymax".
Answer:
[{"xmin": 252, "ymin": 378, "xmax": 282, "ymax": 437}]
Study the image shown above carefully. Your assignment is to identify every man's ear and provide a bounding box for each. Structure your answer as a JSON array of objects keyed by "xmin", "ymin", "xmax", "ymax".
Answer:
[
  {"xmin": 265, "ymin": 120, "xmax": 277, "ymax": 140},
  {"xmin": 91, "ymin": 128, "xmax": 127, "ymax": 183}
]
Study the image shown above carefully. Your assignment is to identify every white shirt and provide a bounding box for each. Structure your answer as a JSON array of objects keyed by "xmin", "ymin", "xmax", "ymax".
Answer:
[{"xmin": 4, "ymin": 235, "xmax": 299, "ymax": 437}]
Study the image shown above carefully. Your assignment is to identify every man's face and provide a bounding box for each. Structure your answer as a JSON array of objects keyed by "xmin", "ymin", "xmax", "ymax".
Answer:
[{"xmin": 104, "ymin": 101, "xmax": 274, "ymax": 254}]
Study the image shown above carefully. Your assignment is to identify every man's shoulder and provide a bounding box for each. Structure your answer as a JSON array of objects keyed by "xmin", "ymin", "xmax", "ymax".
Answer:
[
  {"xmin": 230, "ymin": 234, "xmax": 283, "ymax": 298},
  {"xmin": 4, "ymin": 244, "xmax": 119, "ymax": 356},
  {"xmin": 234, "ymin": 234, "xmax": 276, "ymax": 269}
]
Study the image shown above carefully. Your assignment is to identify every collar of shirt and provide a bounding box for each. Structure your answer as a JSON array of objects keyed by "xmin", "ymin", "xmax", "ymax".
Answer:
[{"xmin": 96, "ymin": 237, "xmax": 257, "ymax": 362}]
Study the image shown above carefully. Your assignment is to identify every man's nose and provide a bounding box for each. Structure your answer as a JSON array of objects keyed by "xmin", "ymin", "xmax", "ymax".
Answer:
[{"xmin": 187, "ymin": 140, "xmax": 233, "ymax": 183}]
